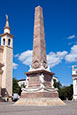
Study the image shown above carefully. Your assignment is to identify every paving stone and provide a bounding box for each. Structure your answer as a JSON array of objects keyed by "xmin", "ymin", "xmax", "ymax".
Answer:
[{"xmin": 0, "ymin": 101, "xmax": 77, "ymax": 115}]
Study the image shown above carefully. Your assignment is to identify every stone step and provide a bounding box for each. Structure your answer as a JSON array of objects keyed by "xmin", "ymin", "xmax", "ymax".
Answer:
[{"xmin": 15, "ymin": 98, "xmax": 65, "ymax": 106}]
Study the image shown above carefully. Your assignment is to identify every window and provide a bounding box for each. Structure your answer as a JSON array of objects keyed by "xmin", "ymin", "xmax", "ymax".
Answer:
[
  {"xmin": 76, "ymin": 71, "xmax": 77, "ymax": 74},
  {"xmin": 3, "ymin": 39, "xmax": 5, "ymax": 45},
  {"xmin": 76, "ymin": 79, "xmax": 77, "ymax": 85},
  {"xmin": 8, "ymin": 39, "xmax": 10, "ymax": 46}
]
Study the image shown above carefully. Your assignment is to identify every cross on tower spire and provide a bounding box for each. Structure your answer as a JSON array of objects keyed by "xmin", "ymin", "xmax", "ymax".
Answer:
[
  {"xmin": 4, "ymin": 14, "xmax": 11, "ymax": 33},
  {"xmin": 5, "ymin": 14, "xmax": 9, "ymax": 27}
]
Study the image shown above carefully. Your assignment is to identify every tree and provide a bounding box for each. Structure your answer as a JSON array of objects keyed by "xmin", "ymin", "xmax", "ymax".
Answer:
[
  {"xmin": 53, "ymin": 80, "xmax": 73, "ymax": 100},
  {"xmin": 53, "ymin": 79, "xmax": 62, "ymax": 89},
  {"xmin": 59, "ymin": 84, "xmax": 73, "ymax": 100},
  {"xmin": 13, "ymin": 78, "xmax": 21, "ymax": 95}
]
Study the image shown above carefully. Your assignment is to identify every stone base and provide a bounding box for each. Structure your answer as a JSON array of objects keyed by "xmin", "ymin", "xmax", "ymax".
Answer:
[
  {"xmin": 15, "ymin": 98, "xmax": 65, "ymax": 106},
  {"xmin": 21, "ymin": 91, "xmax": 58, "ymax": 98},
  {"xmin": 15, "ymin": 85, "xmax": 65, "ymax": 106},
  {"xmin": 16, "ymin": 88, "xmax": 65, "ymax": 106}
]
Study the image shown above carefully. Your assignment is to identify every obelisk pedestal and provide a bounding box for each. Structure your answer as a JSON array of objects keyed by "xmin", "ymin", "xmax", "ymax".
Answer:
[{"xmin": 16, "ymin": 6, "xmax": 65, "ymax": 106}]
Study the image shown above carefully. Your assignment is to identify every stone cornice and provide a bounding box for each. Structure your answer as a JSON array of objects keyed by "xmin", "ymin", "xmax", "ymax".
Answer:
[
  {"xmin": 24, "ymin": 69, "xmax": 55, "ymax": 76},
  {"xmin": 4, "ymin": 26, "xmax": 11, "ymax": 30},
  {"xmin": 0, "ymin": 33, "xmax": 14, "ymax": 38},
  {"xmin": 6, "ymin": 46, "xmax": 13, "ymax": 49},
  {"xmin": 72, "ymin": 74, "xmax": 77, "ymax": 77},
  {"xmin": 72, "ymin": 75, "xmax": 77, "ymax": 80}
]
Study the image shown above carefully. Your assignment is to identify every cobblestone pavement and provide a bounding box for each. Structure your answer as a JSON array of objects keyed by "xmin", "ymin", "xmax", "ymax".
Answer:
[{"xmin": 0, "ymin": 101, "xmax": 77, "ymax": 115}]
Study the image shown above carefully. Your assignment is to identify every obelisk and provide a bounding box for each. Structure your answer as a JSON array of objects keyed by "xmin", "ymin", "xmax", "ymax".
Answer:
[
  {"xmin": 24, "ymin": 6, "xmax": 55, "ymax": 89},
  {"xmin": 32, "ymin": 6, "xmax": 47, "ymax": 69},
  {"xmin": 16, "ymin": 6, "xmax": 65, "ymax": 106}
]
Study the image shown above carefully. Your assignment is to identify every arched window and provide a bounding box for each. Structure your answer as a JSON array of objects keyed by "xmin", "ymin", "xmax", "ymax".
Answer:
[
  {"xmin": 8, "ymin": 39, "xmax": 10, "ymax": 46},
  {"xmin": 3, "ymin": 39, "xmax": 5, "ymax": 45},
  {"xmin": 76, "ymin": 79, "xmax": 77, "ymax": 85}
]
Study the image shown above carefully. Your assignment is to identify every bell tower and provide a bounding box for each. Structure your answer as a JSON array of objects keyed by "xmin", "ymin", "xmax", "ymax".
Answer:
[
  {"xmin": 0, "ymin": 15, "xmax": 14, "ymax": 97},
  {"xmin": 1, "ymin": 15, "xmax": 13, "ymax": 48}
]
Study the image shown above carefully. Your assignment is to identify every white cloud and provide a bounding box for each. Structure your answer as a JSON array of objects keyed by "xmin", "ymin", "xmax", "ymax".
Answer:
[
  {"xmin": 65, "ymin": 45, "xmax": 77, "ymax": 62},
  {"xmin": 18, "ymin": 50, "xmax": 32, "ymax": 66},
  {"xmin": 16, "ymin": 45, "xmax": 77, "ymax": 68},
  {"xmin": 13, "ymin": 62, "xmax": 18, "ymax": 69},
  {"xmin": 18, "ymin": 50, "xmax": 67, "ymax": 68},
  {"xmin": 47, "ymin": 51, "xmax": 67, "ymax": 68},
  {"xmin": 14, "ymin": 54, "xmax": 19, "ymax": 58},
  {"xmin": 68, "ymin": 41, "xmax": 77, "ymax": 46},
  {"xmin": 13, "ymin": 45, "xmax": 77, "ymax": 69},
  {"xmin": 68, "ymin": 42, "xmax": 74, "ymax": 45},
  {"xmin": 67, "ymin": 34, "xmax": 75, "ymax": 39}
]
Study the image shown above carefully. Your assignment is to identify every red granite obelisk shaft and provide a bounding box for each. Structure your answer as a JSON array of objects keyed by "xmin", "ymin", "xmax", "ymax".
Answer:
[{"xmin": 32, "ymin": 6, "xmax": 47, "ymax": 69}]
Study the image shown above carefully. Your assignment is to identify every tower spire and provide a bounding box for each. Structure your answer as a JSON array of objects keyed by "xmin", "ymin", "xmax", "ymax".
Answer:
[
  {"xmin": 5, "ymin": 14, "xmax": 9, "ymax": 27},
  {"xmin": 4, "ymin": 14, "xmax": 11, "ymax": 33}
]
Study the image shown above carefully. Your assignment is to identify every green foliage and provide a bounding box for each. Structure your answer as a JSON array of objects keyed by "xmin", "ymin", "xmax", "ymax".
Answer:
[
  {"xmin": 13, "ymin": 78, "xmax": 21, "ymax": 95},
  {"xmin": 53, "ymin": 79, "xmax": 62, "ymax": 89},
  {"xmin": 53, "ymin": 79, "xmax": 73, "ymax": 100},
  {"xmin": 59, "ymin": 84, "xmax": 73, "ymax": 100}
]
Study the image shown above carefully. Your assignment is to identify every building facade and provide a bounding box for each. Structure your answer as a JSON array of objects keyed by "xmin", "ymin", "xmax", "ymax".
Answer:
[
  {"xmin": 72, "ymin": 65, "xmax": 77, "ymax": 100},
  {"xmin": 0, "ymin": 15, "xmax": 13, "ymax": 98},
  {"xmin": 18, "ymin": 79, "xmax": 26, "ymax": 88}
]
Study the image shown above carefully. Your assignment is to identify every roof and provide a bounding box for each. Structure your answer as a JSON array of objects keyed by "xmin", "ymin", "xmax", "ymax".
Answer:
[
  {"xmin": 0, "ymin": 33, "xmax": 14, "ymax": 38},
  {"xmin": 18, "ymin": 79, "xmax": 26, "ymax": 82}
]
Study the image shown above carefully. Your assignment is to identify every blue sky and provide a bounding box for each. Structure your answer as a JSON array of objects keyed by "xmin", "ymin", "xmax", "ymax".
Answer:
[{"xmin": 0, "ymin": 0, "xmax": 77, "ymax": 86}]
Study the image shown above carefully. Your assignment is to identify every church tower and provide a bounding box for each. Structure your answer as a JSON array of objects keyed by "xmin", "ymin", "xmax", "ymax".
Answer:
[{"xmin": 0, "ymin": 15, "xmax": 14, "ymax": 97}]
